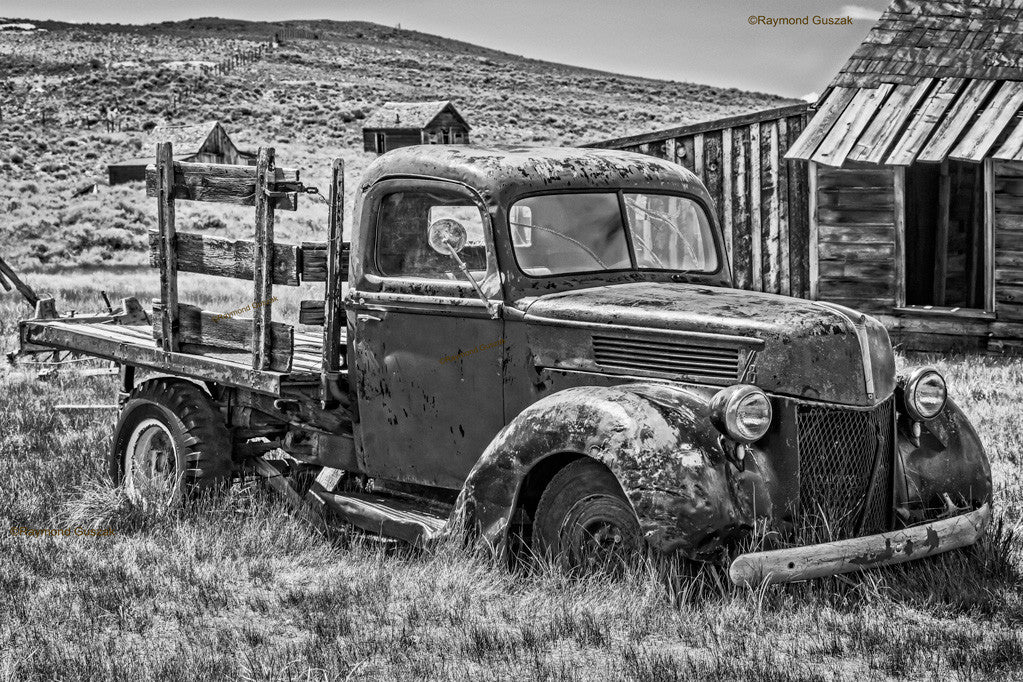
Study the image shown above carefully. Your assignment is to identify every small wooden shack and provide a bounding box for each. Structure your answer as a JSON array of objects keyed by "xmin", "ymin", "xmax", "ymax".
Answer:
[
  {"xmin": 362, "ymin": 101, "xmax": 470, "ymax": 154},
  {"xmin": 786, "ymin": 0, "xmax": 1023, "ymax": 351},
  {"xmin": 108, "ymin": 121, "xmax": 254, "ymax": 185}
]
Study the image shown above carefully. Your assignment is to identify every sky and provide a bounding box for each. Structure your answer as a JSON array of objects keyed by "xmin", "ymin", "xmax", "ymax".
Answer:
[{"xmin": 1, "ymin": 0, "xmax": 892, "ymax": 98}]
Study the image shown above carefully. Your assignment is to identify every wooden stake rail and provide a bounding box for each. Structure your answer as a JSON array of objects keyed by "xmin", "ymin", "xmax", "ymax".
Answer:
[
  {"xmin": 149, "ymin": 142, "xmax": 347, "ymax": 399},
  {"xmin": 145, "ymin": 160, "xmax": 300, "ymax": 210}
]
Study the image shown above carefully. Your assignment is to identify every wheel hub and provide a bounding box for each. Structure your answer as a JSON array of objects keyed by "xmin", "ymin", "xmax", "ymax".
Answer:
[{"xmin": 125, "ymin": 418, "xmax": 177, "ymax": 492}]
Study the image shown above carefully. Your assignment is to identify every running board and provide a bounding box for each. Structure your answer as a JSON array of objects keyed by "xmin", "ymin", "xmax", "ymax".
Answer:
[{"xmin": 316, "ymin": 491, "xmax": 449, "ymax": 546}]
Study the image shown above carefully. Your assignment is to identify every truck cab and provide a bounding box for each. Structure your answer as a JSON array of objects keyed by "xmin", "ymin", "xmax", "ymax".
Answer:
[{"xmin": 343, "ymin": 146, "xmax": 991, "ymax": 580}]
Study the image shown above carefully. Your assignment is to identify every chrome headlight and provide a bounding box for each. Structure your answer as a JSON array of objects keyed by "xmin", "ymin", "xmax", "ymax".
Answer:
[
  {"xmin": 710, "ymin": 385, "xmax": 773, "ymax": 443},
  {"xmin": 902, "ymin": 367, "xmax": 947, "ymax": 421}
]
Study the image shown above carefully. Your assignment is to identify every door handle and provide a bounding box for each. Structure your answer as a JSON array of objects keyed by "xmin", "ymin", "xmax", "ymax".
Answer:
[{"xmin": 357, "ymin": 313, "xmax": 382, "ymax": 323}]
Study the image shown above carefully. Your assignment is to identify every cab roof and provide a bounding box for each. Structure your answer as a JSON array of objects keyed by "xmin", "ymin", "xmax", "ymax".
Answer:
[{"xmin": 359, "ymin": 145, "xmax": 712, "ymax": 208}]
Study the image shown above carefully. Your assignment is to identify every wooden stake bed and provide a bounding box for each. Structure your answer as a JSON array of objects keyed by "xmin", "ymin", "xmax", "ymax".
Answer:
[{"xmin": 18, "ymin": 144, "xmax": 349, "ymax": 401}]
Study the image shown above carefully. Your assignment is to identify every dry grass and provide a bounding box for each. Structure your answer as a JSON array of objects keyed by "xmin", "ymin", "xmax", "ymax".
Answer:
[{"xmin": 1, "ymin": 270, "xmax": 1022, "ymax": 681}]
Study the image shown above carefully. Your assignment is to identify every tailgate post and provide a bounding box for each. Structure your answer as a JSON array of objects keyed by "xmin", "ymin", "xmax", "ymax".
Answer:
[
  {"xmin": 155, "ymin": 142, "xmax": 180, "ymax": 352},
  {"xmin": 252, "ymin": 147, "xmax": 276, "ymax": 371},
  {"xmin": 321, "ymin": 157, "xmax": 345, "ymax": 408}
]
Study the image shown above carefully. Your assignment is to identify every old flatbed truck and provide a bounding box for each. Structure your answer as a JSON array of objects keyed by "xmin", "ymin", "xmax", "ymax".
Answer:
[{"xmin": 19, "ymin": 143, "xmax": 993, "ymax": 585}]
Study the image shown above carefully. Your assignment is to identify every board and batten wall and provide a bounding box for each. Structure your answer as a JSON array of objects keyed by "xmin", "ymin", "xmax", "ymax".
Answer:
[
  {"xmin": 585, "ymin": 104, "xmax": 812, "ymax": 298},
  {"xmin": 810, "ymin": 164, "xmax": 902, "ymax": 313},
  {"xmin": 996, "ymin": 160, "xmax": 1023, "ymax": 324}
]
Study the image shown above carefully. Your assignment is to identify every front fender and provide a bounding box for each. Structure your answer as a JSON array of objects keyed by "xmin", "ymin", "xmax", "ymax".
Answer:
[
  {"xmin": 455, "ymin": 383, "xmax": 776, "ymax": 558},
  {"xmin": 896, "ymin": 398, "xmax": 992, "ymax": 522}
]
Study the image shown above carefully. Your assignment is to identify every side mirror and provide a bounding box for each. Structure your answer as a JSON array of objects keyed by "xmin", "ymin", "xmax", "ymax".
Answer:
[{"xmin": 427, "ymin": 218, "xmax": 467, "ymax": 255}]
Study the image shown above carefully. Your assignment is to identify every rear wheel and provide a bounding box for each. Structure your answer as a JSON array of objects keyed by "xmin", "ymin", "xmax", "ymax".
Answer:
[
  {"xmin": 533, "ymin": 458, "xmax": 643, "ymax": 572},
  {"xmin": 110, "ymin": 379, "xmax": 232, "ymax": 498}
]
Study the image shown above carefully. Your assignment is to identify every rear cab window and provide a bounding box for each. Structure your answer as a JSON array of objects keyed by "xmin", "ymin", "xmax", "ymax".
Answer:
[{"xmin": 375, "ymin": 189, "xmax": 489, "ymax": 281}]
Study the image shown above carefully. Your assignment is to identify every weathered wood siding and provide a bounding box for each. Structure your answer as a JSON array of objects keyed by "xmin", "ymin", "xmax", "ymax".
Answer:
[
  {"xmin": 424, "ymin": 110, "xmax": 470, "ymax": 143},
  {"xmin": 814, "ymin": 165, "xmax": 898, "ymax": 313},
  {"xmin": 194, "ymin": 124, "xmax": 241, "ymax": 165},
  {"xmin": 995, "ymin": 160, "xmax": 1023, "ymax": 323},
  {"xmin": 361, "ymin": 130, "xmax": 423, "ymax": 153},
  {"xmin": 588, "ymin": 104, "xmax": 811, "ymax": 297}
]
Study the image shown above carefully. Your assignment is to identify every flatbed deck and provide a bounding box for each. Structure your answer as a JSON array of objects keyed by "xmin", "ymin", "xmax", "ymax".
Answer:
[{"xmin": 21, "ymin": 318, "xmax": 342, "ymax": 396}]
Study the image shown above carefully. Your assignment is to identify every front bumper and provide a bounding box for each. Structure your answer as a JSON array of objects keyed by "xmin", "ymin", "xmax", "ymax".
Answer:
[{"xmin": 729, "ymin": 503, "xmax": 991, "ymax": 586}]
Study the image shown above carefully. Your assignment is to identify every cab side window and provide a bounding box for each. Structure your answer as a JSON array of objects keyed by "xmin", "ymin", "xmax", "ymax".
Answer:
[{"xmin": 375, "ymin": 189, "xmax": 489, "ymax": 280}]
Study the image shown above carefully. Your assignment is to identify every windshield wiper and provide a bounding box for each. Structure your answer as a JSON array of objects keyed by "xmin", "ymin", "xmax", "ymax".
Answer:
[
  {"xmin": 510, "ymin": 220, "xmax": 610, "ymax": 268},
  {"xmin": 625, "ymin": 200, "xmax": 702, "ymax": 266}
]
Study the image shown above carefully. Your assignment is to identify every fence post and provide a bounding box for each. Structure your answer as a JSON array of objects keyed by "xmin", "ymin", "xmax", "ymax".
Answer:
[
  {"xmin": 156, "ymin": 142, "xmax": 179, "ymax": 351},
  {"xmin": 252, "ymin": 147, "xmax": 275, "ymax": 370}
]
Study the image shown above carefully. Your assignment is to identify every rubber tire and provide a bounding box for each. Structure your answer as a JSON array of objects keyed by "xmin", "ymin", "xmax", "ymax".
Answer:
[
  {"xmin": 110, "ymin": 378, "xmax": 232, "ymax": 497},
  {"xmin": 533, "ymin": 458, "xmax": 643, "ymax": 572}
]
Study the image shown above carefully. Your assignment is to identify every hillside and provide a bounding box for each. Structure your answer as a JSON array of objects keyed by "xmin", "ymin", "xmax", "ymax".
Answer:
[{"xmin": 0, "ymin": 18, "xmax": 793, "ymax": 267}]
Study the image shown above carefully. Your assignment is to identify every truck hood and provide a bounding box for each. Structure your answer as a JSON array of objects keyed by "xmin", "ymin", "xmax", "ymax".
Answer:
[{"xmin": 521, "ymin": 282, "xmax": 895, "ymax": 407}]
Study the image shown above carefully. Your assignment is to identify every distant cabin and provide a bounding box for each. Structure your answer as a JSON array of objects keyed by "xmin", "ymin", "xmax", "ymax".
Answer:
[
  {"xmin": 362, "ymin": 101, "xmax": 470, "ymax": 154},
  {"xmin": 108, "ymin": 121, "xmax": 256, "ymax": 185}
]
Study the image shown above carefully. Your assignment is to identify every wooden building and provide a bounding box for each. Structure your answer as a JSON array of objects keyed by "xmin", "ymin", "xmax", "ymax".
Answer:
[
  {"xmin": 362, "ymin": 101, "xmax": 470, "ymax": 154},
  {"xmin": 786, "ymin": 0, "xmax": 1023, "ymax": 351},
  {"xmin": 586, "ymin": 104, "xmax": 813, "ymax": 298},
  {"xmin": 108, "ymin": 121, "xmax": 254, "ymax": 185}
]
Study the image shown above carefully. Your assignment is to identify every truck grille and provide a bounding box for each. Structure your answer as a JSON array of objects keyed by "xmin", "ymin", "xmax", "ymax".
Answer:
[
  {"xmin": 591, "ymin": 334, "xmax": 740, "ymax": 383},
  {"xmin": 796, "ymin": 397, "xmax": 894, "ymax": 539}
]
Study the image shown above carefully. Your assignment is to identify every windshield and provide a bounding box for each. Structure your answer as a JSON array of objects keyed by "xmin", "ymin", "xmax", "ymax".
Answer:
[{"xmin": 509, "ymin": 191, "xmax": 718, "ymax": 277}]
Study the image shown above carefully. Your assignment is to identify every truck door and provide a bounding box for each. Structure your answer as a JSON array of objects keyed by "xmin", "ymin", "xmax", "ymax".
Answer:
[{"xmin": 347, "ymin": 178, "xmax": 505, "ymax": 489}]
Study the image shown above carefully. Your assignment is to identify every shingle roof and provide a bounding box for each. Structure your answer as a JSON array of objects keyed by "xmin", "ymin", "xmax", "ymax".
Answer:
[
  {"xmin": 832, "ymin": 0, "xmax": 1023, "ymax": 88},
  {"xmin": 362, "ymin": 101, "xmax": 469, "ymax": 130},
  {"xmin": 787, "ymin": 0, "xmax": 1023, "ymax": 165},
  {"xmin": 147, "ymin": 121, "xmax": 220, "ymax": 154}
]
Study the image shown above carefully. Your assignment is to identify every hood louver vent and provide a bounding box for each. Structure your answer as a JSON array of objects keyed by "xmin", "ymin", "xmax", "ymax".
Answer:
[{"xmin": 591, "ymin": 334, "xmax": 741, "ymax": 383}]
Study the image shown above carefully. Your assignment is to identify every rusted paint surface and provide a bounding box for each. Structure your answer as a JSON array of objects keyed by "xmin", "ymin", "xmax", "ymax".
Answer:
[
  {"xmin": 347, "ymin": 302, "xmax": 505, "ymax": 489},
  {"xmin": 357, "ymin": 145, "xmax": 713, "ymax": 209},
  {"xmin": 894, "ymin": 398, "xmax": 992, "ymax": 523},
  {"xmin": 455, "ymin": 383, "xmax": 780, "ymax": 558},
  {"xmin": 521, "ymin": 282, "xmax": 895, "ymax": 407},
  {"xmin": 457, "ymin": 381, "xmax": 990, "ymax": 562}
]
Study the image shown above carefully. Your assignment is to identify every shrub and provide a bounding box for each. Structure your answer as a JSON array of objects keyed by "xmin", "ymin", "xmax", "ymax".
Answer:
[
  {"xmin": 18, "ymin": 181, "xmax": 38, "ymax": 194},
  {"xmin": 191, "ymin": 215, "xmax": 226, "ymax": 230}
]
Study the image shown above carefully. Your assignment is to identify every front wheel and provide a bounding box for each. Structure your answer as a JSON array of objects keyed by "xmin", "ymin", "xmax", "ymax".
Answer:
[
  {"xmin": 110, "ymin": 378, "xmax": 233, "ymax": 498},
  {"xmin": 533, "ymin": 458, "xmax": 643, "ymax": 572}
]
